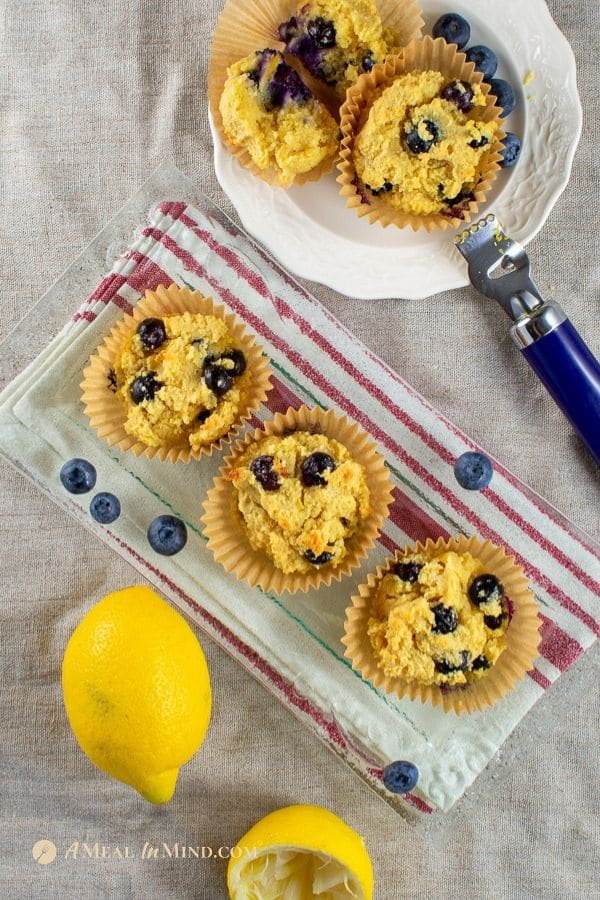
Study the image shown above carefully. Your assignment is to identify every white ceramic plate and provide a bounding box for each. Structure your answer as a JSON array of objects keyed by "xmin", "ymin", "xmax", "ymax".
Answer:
[{"xmin": 211, "ymin": 0, "xmax": 582, "ymax": 300}]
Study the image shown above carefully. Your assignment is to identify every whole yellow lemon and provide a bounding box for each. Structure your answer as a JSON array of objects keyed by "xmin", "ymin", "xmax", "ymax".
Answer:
[{"xmin": 62, "ymin": 585, "xmax": 211, "ymax": 803}]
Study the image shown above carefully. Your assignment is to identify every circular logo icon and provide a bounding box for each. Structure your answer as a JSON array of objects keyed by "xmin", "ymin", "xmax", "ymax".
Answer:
[{"xmin": 32, "ymin": 840, "xmax": 57, "ymax": 865}]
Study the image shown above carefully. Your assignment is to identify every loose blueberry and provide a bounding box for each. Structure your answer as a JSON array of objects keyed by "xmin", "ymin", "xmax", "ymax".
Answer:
[
  {"xmin": 304, "ymin": 549, "xmax": 334, "ymax": 566},
  {"xmin": 404, "ymin": 118, "xmax": 440, "ymax": 154},
  {"xmin": 440, "ymin": 80, "xmax": 474, "ymax": 113},
  {"xmin": 465, "ymin": 45, "xmax": 498, "ymax": 80},
  {"xmin": 454, "ymin": 451, "xmax": 494, "ymax": 490},
  {"xmin": 219, "ymin": 349, "xmax": 247, "ymax": 376},
  {"xmin": 301, "ymin": 452, "xmax": 336, "ymax": 487},
  {"xmin": 89, "ymin": 492, "xmax": 121, "ymax": 524},
  {"xmin": 471, "ymin": 654, "xmax": 490, "ymax": 671},
  {"xmin": 147, "ymin": 514, "xmax": 187, "ymax": 556},
  {"xmin": 137, "ymin": 317, "xmax": 167, "ymax": 351},
  {"xmin": 130, "ymin": 372, "xmax": 162, "ymax": 404},
  {"xmin": 393, "ymin": 561, "xmax": 422, "ymax": 583},
  {"xmin": 500, "ymin": 132, "xmax": 521, "ymax": 167},
  {"xmin": 488, "ymin": 78, "xmax": 516, "ymax": 117},
  {"xmin": 383, "ymin": 760, "xmax": 419, "ymax": 794},
  {"xmin": 307, "ymin": 16, "xmax": 336, "ymax": 49},
  {"xmin": 435, "ymin": 651, "xmax": 470, "ymax": 674},
  {"xmin": 468, "ymin": 573, "xmax": 504, "ymax": 607},
  {"xmin": 432, "ymin": 13, "xmax": 470, "ymax": 49},
  {"xmin": 431, "ymin": 604, "xmax": 458, "ymax": 635},
  {"xmin": 250, "ymin": 455, "xmax": 281, "ymax": 492},
  {"xmin": 60, "ymin": 458, "xmax": 97, "ymax": 494},
  {"xmin": 204, "ymin": 363, "xmax": 234, "ymax": 397},
  {"xmin": 484, "ymin": 612, "xmax": 506, "ymax": 630}
]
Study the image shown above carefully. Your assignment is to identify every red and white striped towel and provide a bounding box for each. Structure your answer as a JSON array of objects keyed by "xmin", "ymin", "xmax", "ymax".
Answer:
[{"xmin": 2, "ymin": 196, "xmax": 598, "ymax": 814}]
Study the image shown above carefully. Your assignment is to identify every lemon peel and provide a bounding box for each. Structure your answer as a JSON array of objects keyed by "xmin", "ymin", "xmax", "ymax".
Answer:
[
  {"xmin": 227, "ymin": 804, "xmax": 373, "ymax": 899},
  {"xmin": 62, "ymin": 585, "xmax": 211, "ymax": 803}
]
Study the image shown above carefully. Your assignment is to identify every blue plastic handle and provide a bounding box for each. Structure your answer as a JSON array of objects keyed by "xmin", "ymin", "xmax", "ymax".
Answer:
[{"xmin": 521, "ymin": 319, "xmax": 600, "ymax": 465}]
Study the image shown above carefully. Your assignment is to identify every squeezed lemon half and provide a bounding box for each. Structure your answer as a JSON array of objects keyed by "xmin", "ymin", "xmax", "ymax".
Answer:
[{"xmin": 227, "ymin": 804, "xmax": 373, "ymax": 899}]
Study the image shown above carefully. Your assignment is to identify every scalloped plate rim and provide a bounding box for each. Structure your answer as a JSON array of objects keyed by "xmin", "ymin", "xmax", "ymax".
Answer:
[{"xmin": 210, "ymin": 0, "xmax": 582, "ymax": 300}]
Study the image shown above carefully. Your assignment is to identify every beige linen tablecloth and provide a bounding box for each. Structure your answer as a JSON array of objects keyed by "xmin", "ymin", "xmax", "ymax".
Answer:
[{"xmin": 1, "ymin": 1, "xmax": 598, "ymax": 898}]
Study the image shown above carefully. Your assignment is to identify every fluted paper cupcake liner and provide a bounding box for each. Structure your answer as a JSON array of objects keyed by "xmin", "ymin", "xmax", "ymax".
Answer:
[
  {"xmin": 80, "ymin": 284, "xmax": 273, "ymax": 464},
  {"xmin": 342, "ymin": 534, "xmax": 541, "ymax": 714},
  {"xmin": 337, "ymin": 36, "xmax": 505, "ymax": 231},
  {"xmin": 208, "ymin": 0, "xmax": 424, "ymax": 186},
  {"xmin": 201, "ymin": 404, "xmax": 394, "ymax": 594}
]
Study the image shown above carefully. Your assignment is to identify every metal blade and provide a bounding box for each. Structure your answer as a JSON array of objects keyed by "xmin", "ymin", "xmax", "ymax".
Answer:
[{"xmin": 455, "ymin": 214, "xmax": 545, "ymax": 319}]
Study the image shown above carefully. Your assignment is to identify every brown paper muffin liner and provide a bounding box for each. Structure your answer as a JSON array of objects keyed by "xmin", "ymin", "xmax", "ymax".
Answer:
[
  {"xmin": 201, "ymin": 404, "xmax": 394, "ymax": 594},
  {"xmin": 342, "ymin": 535, "xmax": 541, "ymax": 714},
  {"xmin": 208, "ymin": 0, "xmax": 424, "ymax": 186},
  {"xmin": 80, "ymin": 284, "xmax": 273, "ymax": 464},
  {"xmin": 337, "ymin": 36, "xmax": 505, "ymax": 231}
]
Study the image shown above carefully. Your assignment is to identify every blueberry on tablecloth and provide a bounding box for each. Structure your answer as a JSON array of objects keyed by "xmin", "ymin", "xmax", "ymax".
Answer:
[
  {"xmin": 383, "ymin": 760, "xmax": 419, "ymax": 794},
  {"xmin": 454, "ymin": 451, "xmax": 494, "ymax": 490},
  {"xmin": 60, "ymin": 458, "xmax": 97, "ymax": 494},
  {"xmin": 89, "ymin": 492, "xmax": 121, "ymax": 524},
  {"xmin": 147, "ymin": 514, "xmax": 188, "ymax": 555}
]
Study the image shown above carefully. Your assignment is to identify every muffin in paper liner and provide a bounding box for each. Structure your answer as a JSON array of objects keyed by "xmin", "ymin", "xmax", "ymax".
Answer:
[
  {"xmin": 80, "ymin": 284, "xmax": 273, "ymax": 464},
  {"xmin": 342, "ymin": 535, "xmax": 541, "ymax": 714},
  {"xmin": 337, "ymin": 36, "xmax": 505, "ymax": 231},
  {"xmin": 207, "ymin": 0, "xmax": 424, "ymax": 187},
  {"xmin": 201, "ymin": 404, "xmax": 394, "ymax": 594}
]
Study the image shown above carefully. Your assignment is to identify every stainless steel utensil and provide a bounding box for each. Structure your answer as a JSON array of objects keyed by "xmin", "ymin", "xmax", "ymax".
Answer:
[{"xmin": 455, "ymin": 214, "xmax": 600, "ymax": 465}]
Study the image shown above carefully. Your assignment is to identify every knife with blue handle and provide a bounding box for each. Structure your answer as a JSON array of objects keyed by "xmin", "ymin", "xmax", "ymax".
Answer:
[{"xmin": 455, "ymin": 215, "xmax": 600, "ymax": 466}]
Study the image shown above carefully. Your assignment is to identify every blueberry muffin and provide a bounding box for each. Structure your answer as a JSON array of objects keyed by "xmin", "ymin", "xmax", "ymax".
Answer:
[
  {"xmin": 278, "ymin": 0, "xmax": 393, "ymax": 98},
  {"xmin": 367, "ymin": 550, "xmax": 508, "ymax": 687},
  {"xmin": 114, "ymin": 312, "xmax": 250, "ymax": 451},
  {"xmin": 228, "ymin": 431, "xmax": 371, "ymax": 574},
  {"xmin": 219, "ymin": 48, "xmax": 339, "ymax": 186},
  {"xmin": 353, "ymin": 70, "xmax": 498, "ymax": 217}
]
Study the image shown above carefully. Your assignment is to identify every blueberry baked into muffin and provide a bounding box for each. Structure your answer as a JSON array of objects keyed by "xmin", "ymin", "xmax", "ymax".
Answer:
[
  {"xmin": 279, "ymin": 0, "xmax": 392, "ymax": 98},
  {"xmin": 228, "ymin": 431, "xmax": 371, "ymax": 574},
  {"xmin": 353, "ymin": 70, "xmax": 498, "ymax": 217},
  {"xmin": 114, "ymin": 312, "xmax": 250, "ymax": 451},
  {"xmin": 219, "ymin": 48, "xmax": 339, "ymax": 186},
  {"xmin": 367, "ymin": 549, "xmax": 508, "ymax": 686}
]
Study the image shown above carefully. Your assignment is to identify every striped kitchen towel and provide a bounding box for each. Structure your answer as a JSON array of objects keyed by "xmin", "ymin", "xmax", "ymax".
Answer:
[{"xmin": 1, "ymin": 196, "xmax": 597, "ymax": 814}]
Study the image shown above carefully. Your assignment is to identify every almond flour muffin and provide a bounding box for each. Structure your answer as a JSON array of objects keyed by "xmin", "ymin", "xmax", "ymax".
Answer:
[
  {"xmin": 228, "ymin": 431, "xmax": 371, "ymax": 574},
  {"xmin": 278, "ymin": 0, "xmax": 393, "ymax": 98},
  {"xmin": 352, "ymin": 70, "xmax": 498, "ymax": 216},
  {"xmin": 367, "ymin": 549, "xmax": 508, "ymax": 686},
  {"xmin": 219, "ymin": 48, "xmax": 339, "ymax": 186},
  {"xmin": 114, "ymin": 311, "xmax": 250, "ymax": 452}
]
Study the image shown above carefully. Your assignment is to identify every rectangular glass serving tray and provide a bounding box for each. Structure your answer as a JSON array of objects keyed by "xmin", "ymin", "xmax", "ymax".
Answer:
[{"xmin": 1, "ymin": 162, "xmax": 598, "ymax": 827}]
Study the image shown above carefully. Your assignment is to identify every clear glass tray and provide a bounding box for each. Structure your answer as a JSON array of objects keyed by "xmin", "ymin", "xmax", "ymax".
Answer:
[{"xmin": 1, "ymin": 162, "xmax": 598, "ymax": 833}]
